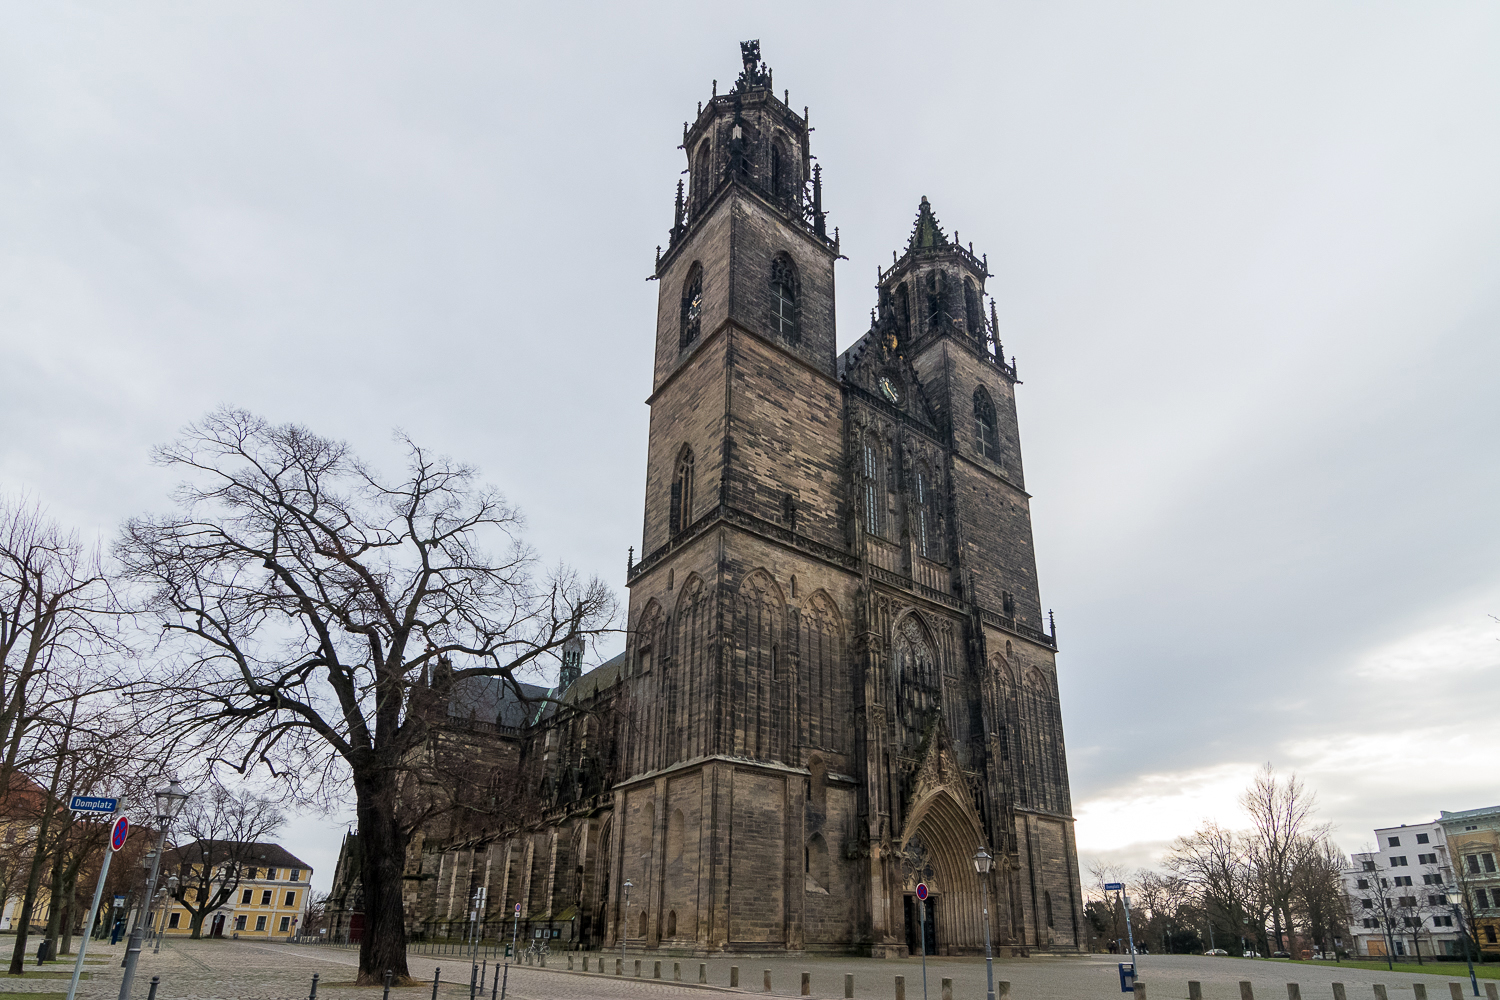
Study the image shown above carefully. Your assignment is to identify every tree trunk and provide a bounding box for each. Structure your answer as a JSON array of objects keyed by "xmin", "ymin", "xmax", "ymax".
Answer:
[
  {"xmin": 42, "ymin": 838, "xmax": 67, "ymax": 959},
  {"xmin": 58, "ymin": 867, "xmax": 79, "ymax": 956},
  {"xmin": 354, "ymin": 769, "xmax": 411, "ymax": 984},
  {"xmin": 6, "ymin": 751, "xmax": 65, "ymax": 974},
  {"xmin": 190, "ymin": 908, "xmax": 205, "ymax": 940}
]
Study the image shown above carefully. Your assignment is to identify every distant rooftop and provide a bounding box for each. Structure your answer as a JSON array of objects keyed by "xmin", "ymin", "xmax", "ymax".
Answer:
[{"xmin": 1439, "ymin": 804, "xmax": 1500, "ymax": 822}]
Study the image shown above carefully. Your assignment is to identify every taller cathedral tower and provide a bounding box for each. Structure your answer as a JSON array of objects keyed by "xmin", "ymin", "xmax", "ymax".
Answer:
[
  {"xmin": 380, "ymin": 40, "xmax": 1082, "ymax": 960},
  {"xmin": 609, "ymin": 41, "xmax": 1083, "ymax": 955}
]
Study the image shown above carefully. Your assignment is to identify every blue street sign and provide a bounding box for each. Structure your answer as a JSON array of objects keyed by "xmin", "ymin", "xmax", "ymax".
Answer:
[
  {"xmin": 1104, "ymin": 882, "xmax": 1125, "ymax": 891},
  {"xmin": 70, "ymin": 796, "xmax": 117, "ymax": 814}
]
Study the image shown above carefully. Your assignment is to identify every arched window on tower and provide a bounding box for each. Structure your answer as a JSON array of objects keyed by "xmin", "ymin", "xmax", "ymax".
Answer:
[
  {"xmin": 925, "ymin": 271, "xmax": 946, "ymax": 329},
  {"xmin": 770, "ymin": 142, "xmax": 785, "ymax": 200},
  {"xmin": 770, "ymin": 254, "xmax": 798, "ymax": 342},
  {"xmin": 680, "ymin": 264, "xmax": 703, "ymax": 350},
  {"xmin": 671, "ymin": 446, "xmax": 695, "ymax": 535},
  {"xmin": 692, "ymin": 141, "xmax": 712, "ymax": 212},
  {"xmin": 914, "ymin": 463, "xmax": 936, "ymax": 560},
  {"xmin": 862, "ymin": 438, "xmax": 883, "ymax": 537},
  {"xmin": 965, "ymin": 278, "xmax": 982, "ymax": 337},
  {"xmin": 894, "ymin": 283, "xmax": 911, "ymax": 339},
  {"xmin": 973, "ymin": 387, "xmax": 999, "ymax": 462}
]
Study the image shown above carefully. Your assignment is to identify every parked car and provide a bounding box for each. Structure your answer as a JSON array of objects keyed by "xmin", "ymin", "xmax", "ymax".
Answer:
[
  {"xmin": 1243, "ymin": 950, "xmax": 1260, "ymax": 958},
  {"xmin": 1271, "ymin": 951, "xmax": 1291, "ymax": 958},
  {"xmin": 1205, "ymin": 949, "xmax": 1229, "ymax": 956}
]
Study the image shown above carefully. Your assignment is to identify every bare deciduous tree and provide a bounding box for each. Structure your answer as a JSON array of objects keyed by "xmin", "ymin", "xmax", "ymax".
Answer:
[
  {"xmin": 1243, "ymin": 763, "xmax": 1316, "ymax": 958},
  {"xmin": 165, "ymin": 785, "xmax": 285, "ymax": 938},
  {"xmin": 118, "ymin": 410, "xmax": 616, "ymax": 982}
]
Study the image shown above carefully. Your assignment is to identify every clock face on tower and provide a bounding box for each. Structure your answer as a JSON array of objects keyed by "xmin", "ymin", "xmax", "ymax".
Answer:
[{"xmin": 878, "ymin": 375, "xmax": 901, "ymax": 404}]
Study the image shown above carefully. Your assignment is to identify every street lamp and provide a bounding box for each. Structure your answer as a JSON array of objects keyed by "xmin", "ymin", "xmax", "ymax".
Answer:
[
  {"xmin": 152, "ymin": 876, "xmax": 179, "ymax": 954},
  {"xmin": 621, "ymin": 880, "xmax": 633, "ymax": 970},
  {"xmin": 1445, "ymin": 888, "xmax": 1480, "ymax": 997},
  {"xmin": 117, "ymin": 778, "xmax": 189, "ymax": 1000},
  {"xmin": 973, "ymin": 848, "xmax": 996, "ymax": 1000}
]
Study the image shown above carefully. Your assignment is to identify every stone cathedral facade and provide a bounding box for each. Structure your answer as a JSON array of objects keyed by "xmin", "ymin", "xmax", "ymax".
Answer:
[{"xmin": 356, "ymin": 42, "xmax": 1084, "ymax": 958}]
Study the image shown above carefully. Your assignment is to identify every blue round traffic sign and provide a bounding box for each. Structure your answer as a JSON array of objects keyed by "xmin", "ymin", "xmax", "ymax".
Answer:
[
  {"xmin": 110, "ymin": 816, "xmax": 129, "ymax": 852},
  {"xmin": 915, "ymin": 882, "xmax": 928, "ymax": 901}
]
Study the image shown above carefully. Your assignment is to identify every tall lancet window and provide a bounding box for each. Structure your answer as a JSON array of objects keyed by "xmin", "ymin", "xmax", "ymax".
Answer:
[
  {"xmin": 915, "ymin": 465, "xmax": 933, "ymax": 559},
  {"xmin": 862, "ymin": 438, "xmax": 882, "ymax": 537},
  {"xmin": 973, "ymin": 387, "xmax": 1000, "ymax": 462},
  {"xmin": 680, "ymin": 264, "xmax": 703, "ymax": 350},
  {"xmin": 671, "ymin": 445, "xmax": 695, "ymax": 536},
  {"xmin": 965, "ymin": 278, "xmax": 982, "ymax": 336},
  {"xmin": 770, "ymin": 143, "xmax": 784, "ymax": 199},
  {"xmin": 770, "ymin": 254, "xmax": 798, "ymax": 342}
]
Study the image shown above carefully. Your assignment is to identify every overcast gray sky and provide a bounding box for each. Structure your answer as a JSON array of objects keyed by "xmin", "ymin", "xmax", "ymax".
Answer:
[{"xmin": 4, "ymin": 3, "xmax": 1498, "ymax": 895}]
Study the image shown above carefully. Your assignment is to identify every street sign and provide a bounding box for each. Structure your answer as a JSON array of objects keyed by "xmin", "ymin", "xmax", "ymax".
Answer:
[
  {"xmin": 514, "ymin": 903, "xmax": 521, "ymax": 915},
  {"xmin": 915, "ymin": 882, "xmax": 928, "ymax": 901},
  {"xmin": 70, "ymin": 796, "xmax": 118, "ymax": 814},
  {"xmin": 1104, "ymin": 882, "xmax": 1125, "ymax": 891},
  {"xmin": 109, "ymin": 816, "xmax": 129, "ymax": 852},
  {"xmin": 113, "ymin": 896, "xmax": 125, "ymax": 908}
]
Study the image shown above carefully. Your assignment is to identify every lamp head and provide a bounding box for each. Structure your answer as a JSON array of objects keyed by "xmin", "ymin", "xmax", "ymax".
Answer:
[
  {"xmin": 973, "ymin": 847, "xmax": 993, "ymax": 875},
  {"xmin": 154, "ymin": 778, "xmax": 189, "ymax": 823}
]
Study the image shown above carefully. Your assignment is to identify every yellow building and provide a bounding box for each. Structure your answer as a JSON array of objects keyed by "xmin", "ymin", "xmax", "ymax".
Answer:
[
  {"xmin": 156, "ymin": 841, "xmax": 312, "ymax": 939},
  {"xmin": 1440, "ymin": 806, "xmax": 1500, "ymax": 958}
]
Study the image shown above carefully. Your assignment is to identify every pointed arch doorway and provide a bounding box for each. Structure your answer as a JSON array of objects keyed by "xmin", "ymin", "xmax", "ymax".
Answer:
[{"xmin": 898, "ymin": 788, "xmax": 992, "ymax": 956}]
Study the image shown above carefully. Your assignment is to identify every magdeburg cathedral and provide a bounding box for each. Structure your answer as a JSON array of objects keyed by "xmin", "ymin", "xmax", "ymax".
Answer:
[{"xmin": 331, "ymin": 41, "xmax": 1084, "ymax": 957}]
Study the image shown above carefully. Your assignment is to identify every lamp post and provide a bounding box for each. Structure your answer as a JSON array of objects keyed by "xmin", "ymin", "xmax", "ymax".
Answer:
[
  {"xmin": 973, "ymin": 848, "xmax": 996, "ymax": 1000},
  {"xmin": 152, "ymin": 877, "xmax": 179, "ymax": 954},
  {"xmin": 117, "ymin": 779, "xmax": 189, "ymax": 1000},
  {"xmin": 621, "ymin": 880, "xmax": 633, "ymax": 970},
  {"xmin": 1445, "ymin": 887, "xmax": 1479, "ymax": 997}
]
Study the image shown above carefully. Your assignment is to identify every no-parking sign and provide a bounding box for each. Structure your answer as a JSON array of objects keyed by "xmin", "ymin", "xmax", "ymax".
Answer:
[
  {"xmin": 915, "ymin": 882, "xmax": 928, "ymax": 901},
  {"xmin": 109, "ymin": 816, "xmax": 129, "ymax": 852}
]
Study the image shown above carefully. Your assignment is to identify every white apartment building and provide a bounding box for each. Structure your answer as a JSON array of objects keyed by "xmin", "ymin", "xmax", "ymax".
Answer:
[{"xmin": 1342, "ymin": 819, "xmax": 1463, "ymax": 959}]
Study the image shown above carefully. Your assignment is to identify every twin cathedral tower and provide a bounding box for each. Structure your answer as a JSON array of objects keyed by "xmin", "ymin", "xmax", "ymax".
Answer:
[{"xmin": 379, "ymin": 42, "xmax": 1083, "ymax": 957}]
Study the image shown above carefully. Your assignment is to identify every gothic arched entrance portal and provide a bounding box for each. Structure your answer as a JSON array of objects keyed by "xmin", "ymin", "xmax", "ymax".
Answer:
[{"xmin": 898, "ymin": 788, "xmax": 991, "ymax": 956}]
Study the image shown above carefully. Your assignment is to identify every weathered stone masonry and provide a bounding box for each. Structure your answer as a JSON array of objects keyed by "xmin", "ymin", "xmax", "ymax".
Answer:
[{"xmin": 376, "ymin": 41, "xmax": 1085, "ymax": 958}]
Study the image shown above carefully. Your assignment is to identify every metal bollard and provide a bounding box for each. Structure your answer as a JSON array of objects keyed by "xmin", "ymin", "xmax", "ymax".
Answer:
[
  {"xmin": 732, "ymin": 966, "xmax": 740, "ymax": 988},
  {"xmin": 700, "ymin": 963, "xmax": 708, "ymax": 984},
  {"xmin": 655, "ymin": 960, "xmax": 662, "ymax": 979},
  {"xmin": 148, "ymin": 976, "xmax": 161, "ymax": 1000},
  {"xmin": 311, "ymin": 971, "xmax": 321, "ymax": 999},
  {"xmin": 1449, "ymin": 987, "xmax": 1463, "ymax": 1000},
  {"xmin": 846, "ymin": 973, "xmax": 854, "ymax": 998},
  {"xmin": 802, "ymin": 971, "xmax": 811, "ymax": 996},
  {"xmin": 483, "ymin": 959, "xmax": 488, "ymax": 988},
  {"xmin": 1242, "ymin": 983, "xmax": 1256, "ymax": 1000},
  {"xmin": 765, "ymin": 969, "xmax": 773, "ymax": 993},
  {"xmin": 432, "ymin": 967, "xmax": 441, "ymax": 1000},
  {"xmin": 1373, "ymin": 987, "xmax": 1388, "ymax": 1000},
  {"xmin": 1289, "ymin": 985, "xmax": 1302, "ymax": 1000},
  {"xmin": 1333, "ymin": 985, "xmax": 1346, "ymax": 1000},
  {"xmin": 1190, "ymin": 983, "xmax": 1203, "ymax": 1000},
  {"xmin": 896, "ymin": 974, "xmax": 907, "ymax": 1000},
  {"xmin": 498, "ymin": 962, "xmax": 507, "ymax": 1000},
  {"xmin": 999, "ymin": 982, "xmax": 1012, "ymax": 1000},
  {"xmin": 1415, "ymin": 987, "xmax": 1427, "ymax": 1000},
  {"xmin": 942, "ymin": 977, "xmax": 954, "ymax": 1000},
  {"xmin": 384, "ymin": 970, "xmax": 394, "ymax": 1000}
]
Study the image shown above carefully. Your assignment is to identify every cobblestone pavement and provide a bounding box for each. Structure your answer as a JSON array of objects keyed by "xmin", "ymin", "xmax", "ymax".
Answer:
[{"xmin": 1, "ymin": 940, "xmax": 1487, "ymax": 1000}]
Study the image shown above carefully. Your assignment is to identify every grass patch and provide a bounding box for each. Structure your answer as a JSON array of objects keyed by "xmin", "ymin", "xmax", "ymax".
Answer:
[
  {"xmin": 1299, "ymin": 958, "xmax": 1499, "ymax": 980},
  {"xmin": 0, "ymin": 993, "xmax": 66, "ymax": 999}
]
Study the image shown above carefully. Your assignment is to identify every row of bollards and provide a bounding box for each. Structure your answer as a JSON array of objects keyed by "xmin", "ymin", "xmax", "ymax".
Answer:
[{"xmin": 1166, "ymin": 983, "xmax": 1499, "ymax": 1000}]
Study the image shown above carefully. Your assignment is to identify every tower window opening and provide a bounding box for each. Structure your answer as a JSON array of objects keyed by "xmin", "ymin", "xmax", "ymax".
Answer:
[
  {"xmin": 671, "ymin": 446, "xmax": 695, "ymax": 535},
  {"xmin": 692, "ymin": 142, "xmax": 712, "ymax": 212},
  {"xmin": 916, "ymin": 469, "xmax": 931, "ymax": 559},
  {"xmin": 925, "ymin": 271, "xmax": 946, "ymax": 329},
  {"xmin": 771, "ymin": 254, "xmax": 798, "ymax": 341},
  {"xmin": 770, "ymin": 142, "xmax": 785, "ymax": 199},
  {"xmin": 680, "ymin": 264, "xmax": 703, "ymax": 350},
  {"xmin": 862, "ymin": 440, "xmax": 883, "ymax": 537},
  {"xmin": 974, "ymin": 387, "xmax": 999, "ymax": 462},
  {"xmin": 965, "ymin": 278, "xmax": 982, "ymax": 336},
  {"xmin": 895, "ymin": 283, "xmax": 911, "ymax": 337}
]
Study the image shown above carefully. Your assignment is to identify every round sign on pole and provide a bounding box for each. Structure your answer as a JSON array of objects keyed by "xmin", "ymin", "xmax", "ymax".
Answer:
[
  {"xmin": 110, "ymin": 816, "xmax": 130, "ymax": 852},
  {"xmin": 915, "ymin": 882, "xmax": 928, "ymax": 901}
]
